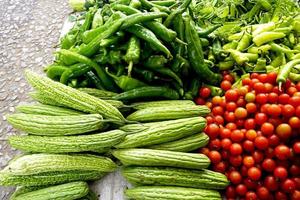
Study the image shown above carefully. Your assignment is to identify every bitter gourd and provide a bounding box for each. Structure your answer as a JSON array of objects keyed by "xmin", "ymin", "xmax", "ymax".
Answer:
[
  {"xmin": 131, "ymin": 100, "xmax": 195, "ymax": 110},
  {"xmin": 112, "ymin": 149, "xmax": 210, "ymax": 170},
  {"xmin": 12, "ymin": 181, "xmax": 89, "ymax": 200},
  {"xmin": 2, "ymin": 154, "xmax": 117, "ymax": 175},
  {"xmin": 125, "ymin": 186, "xmax": 221, "ymax": 200},
  {"xmin": 148, "ymin": 133, "xmax": 209, "ymax": 152},
  {"xmin": 7, "ymin": 113, "xmax": 106, "ymax": 136},
  {"xmin": 77, "ymin": 88, "xmax": 117, "ymax": 99},
  {"xmin": 25, "ymin": 70, "xmax": 125, "ymax": 123},
  {"xmin": 123, "ymin": 167, "xmax": 229, "ymax": 189},
  {"xmin": 116, "ymin": 117, "xmax": 206, "ymax": 148},
  {"xmin": 126, "ymin": 105, "xmax": 211, "ymax": 122},
  {"xmin": 16, "ymin": 104, "xmax": 83, "ymax": 116},
  {"xmin": 9, "ymin": 130, "xmax": 126, "ymax": 153},
  {"xmin": 29, "ymin": 91, "xmax": 64, "ymax": 107}
]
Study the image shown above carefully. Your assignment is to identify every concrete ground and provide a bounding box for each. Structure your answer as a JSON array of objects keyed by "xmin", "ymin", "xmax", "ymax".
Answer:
[{"xmin": 0, "ymin": 1, "xmax": 127, "ymax": 199}]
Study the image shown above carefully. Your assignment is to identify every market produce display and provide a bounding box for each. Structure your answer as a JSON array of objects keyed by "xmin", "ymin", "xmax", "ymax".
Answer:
[{"xmin": 1, "ymin": 0, "xmax": 300, "ymax": 199}]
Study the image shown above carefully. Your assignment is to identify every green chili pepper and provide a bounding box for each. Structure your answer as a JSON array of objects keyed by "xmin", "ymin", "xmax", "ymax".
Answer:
[
  {"xmin": 68, "ymin": 79, "xmax": 78, "ymax": 88},
  {"xmin": 289, "ymin": 33, "xmax": 295, "ymax": 45},
  {"xmin": 247, "ymin": 44, "xmax": 271, "ymax": 54},
  {"xmin": 200, "ymin": 38, "xmax": 209, "ymax": 47},
  {"xmin": 236, "ymin": 32, "xmax": 252, "ymax": 51},
  {"xmin": 289, "ymin": 72, "xmax": 300, "ymax": 82},
  {"xmin": 203, "ymin": 84, "xmax": 223, "ymax": 96},
  {"xmin": 106, "ymin": 68, "xmax": 147, "ymax": 91},
  {"xmin": 125, "ymin": 24, "xmax": 172, "ymax": 58},
  {"xmin": 113, "ymin": 86, "xmax": 179, "ymax": 100},
  {"xmin": 124, "ymin": 36, "xmax": 141, "ymax": 76},
  {"xmin": 228, "ymin": 32, "xmax": 244, "ymax": 41},
  {"xmin": 163, "ymin": 0, "xmax": 192, "ymax": 27},
  {"xmin": 277, "ymin": 59, "xmax": 300, "ymax": 89},
  {"xmin": 92, "ymin": 8, "xmax": 103, "ymax": 29},
  {"xmin": 184, "ymin": 15, "xmax": 221, "ymax": 85},
  {"xmin": 78, "ymin": 78, "xmax": 89, "ymax": 88},
  {"xmin": 46, "ymin": 65, "xmax": 68, "ymax": 80},
  {"xmin": 57, "ymin": 49, "xmax": 118, "ymax": 91},
  {"xmin": 60, "ymin": 34, "xmax": 76, "ymax": 49},
  {"xmin": 184, "ymin": 79, "xmax": 201, "ymax": 100},
  {"xmin": 273, "ymin": 27, "xmax": 293, "ymax": 34},
  {"xmin": 154, "ymin": 67, "xmax": 183, "ymax": 86},
  {"xmin": 152, "ymin": 0, "xmax": 176, "ymax": 7},
  {"xmin": 60, "ymin": 63, "xmax": 92, "ymax": 84},
  {"xmin": 269, "ymin": 42, "xmax": 299, "ymax": 54},
  {"xmin": 223, "ymin": 41, "xmax": 238, "ymax": 50},
  {"xmin": 85, "ymin": 71, "xmax": 105, "ymax": 89},
  {"xmin": 252, "ymin": 22, "xmax": 276, "ymax": 36},
  {"xmin": 144, "ymin": 55, "xmax": 168, "ymax": 69},
  {"xmin": 218, "ymin": 60, "xmax": 235, "ymax": 71},
  {"xmin": 139, "ymin": 0, "xmax": 170, "ymax": 13},
  {"xmin": 170, "ymin": 81, "xmax": 184, "ymax": 97},
  {"xmin": 266, "ymin": 65, "xmax": 277, "ymax": 73},
  {"xmin": 108, "ymin": 50, "xmax": 123, "ymax": 65},
  {"xmin": 112, "ymin": 4, "xmax": 178, "ymax": 43},
  {"xmin": 129, "ymin": 0, "xmax": 141, "ymax": 8},
  {"xmin": 254, "ymin": 58, "xmax": 267, "ymax": 71},
  {"xmin": 100, "ymin": 31, "xmax": 125, "ymax": 47},
  {"xmin": 208, "ymin": 49, "xmax": 215, "ymax": 62},
  {"xmin": 292, "ymin": 53, "xmax": 300, "ymax": 60},
  {"xmin": 120, "ymin": 12, "xmax": 168, "ymax": 30},
  {"xmin": 82, "ymin": 11, "xmax": 123, "ymax": 44},
  {"xmin": 197, "ymin": 24, "xmax": 221, "ymax": 37},
  {"xmin": 227, "ymin": 49, "xmax": 249, "ymax": 65},
  {"xmin": 253, "ymin": 32, "xmax": 286, "ymax": 46},
  {"xmin": 132, "ymin": 67, "xmax": 156, "ymax": 83},
  {"xmin": 212, "ymin": 39, "xmax": 222, "ymax": 60}
]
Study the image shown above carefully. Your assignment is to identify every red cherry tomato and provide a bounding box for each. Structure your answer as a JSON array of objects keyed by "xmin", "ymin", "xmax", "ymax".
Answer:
[
  {"xmin": 214, "ymin": 115, "xmax": 224, "ymax": 125},
  {"xmin": 268, "ymin": 92, "xmax": 278, "ymax": 103},
  {"xmin": 206, "ymin": 116, "xmax": 214, "ymax": 124},
  {"xmin": 296, "ymin": 106, "xmax": 300, "ymax": 117},
  {"xmin": 212, "ymin": 96, "xmax": 222, "ymax": 105},
  {"xmin": 231, "ymin": 129, "xmax": 244, "ymax": 142},
  {"xmin": 221, "ymin": 138, "xmax": 232, "ymax": 150},
  {"xmin": 208, "ymin": 150, "xmax": 222, "ymax": 164},
  {"xmin": 291, "ymin": 190, "xmax": 300, "ymax": 200},
  {"xmin": 229, "ymin": 171, "xmax": 242, "ymax": 184},
  {"xmin": 251, "ymin": 73, "xmax": 259, "ymax": 79},
  {"xmin": 262, "ymin": 158, "xmax": 276, "ymax": 172},
  {"xmin": 264, "ymin": 176, "xmax": 279, "ymax": 191},
  {"xmin": 221, "ymin": 80, "xmax": 232, "ymax": 91},
  {"xmin": 243, "ymin": 140, "xmax": 255, "ymax": 152},
  {"xmin": 244, "ymin": 177, "xmax": 258, "ymax": 190},
  {"xmin": 264, "ymin": 83, "xmax": 274, "ymax": 93},
  {"xmin": 226, "ymin": 186, "xmax": 236, "ymax": 198},
  {"xmin": 212, "ymin": 106, "xmax": 224, "ymax": 115},
  {"xmin": 209, "ymin": 139, "xmax": 221, "ymax": 150},
  {"xmin": 293, "ymin": 142, "xmax": 300, "ymax": 154},
  {"xmin": 257, "ymin": 187, "xmax": 270, "ymax": 200},
  {"xmin": 290, "ymin": 165, "xmax": 300, "ymax": 176},
  {"xmin": 245, "ymin": 129, "xmax": 257, "ymax": 141},
  {"xmin": 246, "ymin": 103, "xmax": 257, "ymax": 113},
  {"xmin": 266, "ymin": 72, "xmax": 277, "ymax": 84},
  {"xmin": 274, "ymin": 166, "xmax": 288, "ymax": 180},
  {"xmin": 248, "ymin": 167, "xmax": 262, "ymax": 181},
  {"xmin": 230, "ymin": 143, "xmax": 243, "ymax": 155},
  {"xmin": 230, "ymin": 155, "xmax": 243, "ymax": 167},
  {"xmin": 195, "ymin": 97, "xmax": 206, "ymax": 105},
  {"xmin": 278, "ymin": 94, "xmax": 290, "ymax": 104},
  {"xmin": 220, "ymin": 128, "xmax": 231, "ymax": 138},
  {"xmin": 205, "ymin": 123, "xmax": 220, "ymax": 139},
  {"xmin": 274, "ymin": 145, "xmax": 291, "ymax": 160},
  {"xmin": 213, "ymin": 161, "xmax": 227, "ymax": 173},
  {"xmin": 199, "ymin": 87, "xmax": 211, "ymax": 98},
  {"xmin": 255, "ymin": 113, "xmax": 268, "ymax": 125},
  {"xmin": 225, "ymin": 89, "xmax": 239, "ymax": 102},
  {"xmin": 289, "ymin": 96, "xmax": 300, "ymax": 107},
  {"xmin": 281, "ymin": 179, "xmax": 296, "ymax": 193},
  {"xmin": 243, "ymin": 156, "xmax": 255, "ymax": 168},
  {"xmin": 282, "ymin": 104, "xmax": 295, "ymax": 118},
  {"xmin": 226, "ymin": 102, "xmax": 237, "ymax": 112},
  {"xmin": 226, "ymin": 122, "xmax": 237, "ymax": 130},
  {"xmin": 254, "ymin": 82, "xmax": 266, "ymax": 93},
  {"xmin": 252, "ymin": 151, "xmax": 264, "ymax": 163},
  {"xmin": 256, "ymin": 93, "xmax": 268, "ymax": 105},
  {"xmin": 267, "ymin": 104, "xmax": 282, "ymax": 117},
  {"xmin": 236, "ymin": 184, "xmax": 247, "ymax": 196},
  {"xmin": 225, "ymin": 111, "xmax": 236, "ymax": 122},
  {"xmin": 288, "ymin": 87, "xmax": 298, "ymax": 96},
  {"xmin": 289, "ymin": 117, "xmax": 300, "ymax": 128},
  {"xmin": 275, "ymin": 191, "xmax": 288, "ymax": 200},
  {"xmin": 260, "ymin": 122, "xmax": 274, "ymax": 137},
  {"xmin": 238, "ymin": 86, "xmax": 249, "ymax": 96},
  {"xmin": 235, "ymin": 107, "xmax": 248, "ymax": 119},
  {"xmin": 268, "ymin": 134, "xmax": 280, "ymax": 147},
  {"xmin": 237, "ymin": 97, "xmax": 247, "ymax": 107},
  {"xmin": 244, "ymin": 118, "xmax": 256, "ymax": 130},
  {"xmin": 276, "ymin": 123, "xmax": 292, "ymax": 140},
  {"xmin": 223, "ymin": 74, "xmax": 234, "ymax": 82},
  {"xmin": 255, "ymin": 136, "xmax": 269, "ymax": 150},
  {"xmin": 258, "ymin": 74, "xmax": 268, "ymax": 83}
]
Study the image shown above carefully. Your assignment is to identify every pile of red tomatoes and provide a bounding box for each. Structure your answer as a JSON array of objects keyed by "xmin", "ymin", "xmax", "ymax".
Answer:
[{"xmin": 197, "ymin": 72, "xmax": 300, "ymax": 200}]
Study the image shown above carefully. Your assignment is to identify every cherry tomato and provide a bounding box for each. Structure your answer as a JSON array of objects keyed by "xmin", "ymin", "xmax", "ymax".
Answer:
[
  {"xmin": 225, "ymin": 111, "xmax": 235, "ymax": 122},
  {"xmin": 294, "ymin": 178, "xmax": 300, "ymax": 190},
  {"xmin": 248, "ymin": 167, "xmax": 262, "ymax": 181},
  {"xmin": 296, "ymin": 106, "xmax": 300, "ymax": 118},
  {"xmin": 225, "ymin": 89, "xmax": 239, "ymax": 102},
  {"xmin": 274, "ymin": 166, "xmax": 288, "ymax": 180},
  {"xmin": 275, "ymin": 191, "xmax": 288, "ymax": 200},
  {"xmin": 264, "ymin": 176, "xmax": 279, "ymax": 191},
  {"xmin": 212, "ymin": 106, "xmax": 224, "ymax": 115},
  {"xmin": 251, "ymin": 73, "xmax": 259, "ymax": 79},
  {"xmin": 230, "ymin": 143, "xmax": 243, "ymax": 155},
  {"xmin": 282, "ymin": 104, "xmax": 295, "ymax": 118},
  {"xmin": 281, "ymin": 179, "xmax": 296, "ymax": 193},
  {"xmin": 205, "ymin": 123, "xmax": 220, "ymax": 139},
  {"xmin": 226, "ymin": 102, "xmax": 237, "ymax": 112},
  {"xmin": 208, "ymin": 150, "xmax": 222, "ymax": 164},
  {"xmin": 221, "ymin": 150, "xmax": 229, "ymax": 160},
  {"xmin": 221, "ymin": 80, "xmax": 232, "ymax": 91},
  {"xmin": 273, "ymin": 85, "xmax": 281, "ymax": 94},
  {"xmin": 268, "ymin": 92, "xmax": 278, "ymax": 103},
  {"xmin": 268, "ymin": 134, "xmax": 280, "ymax": 147},
  {"xmin": 252, "ymin": 151, "xmax": 264, "ymax": 163},
  {"xmin": 289, "ymin": 117, "xmax": 300, "ymax": 128},
  {"xmin": 245, "ymin": 92, "xmax": 256, "ymax": 102},
  {"xmin": 256, "ymin": 93, "xmax": 268, "ymax": 105},
  {"xmin": 261, "ymin": 122, "xmax": 274, "ymax": 136},
  {"xmin": 275, "ymin": 145, "xmax": 291, "ymax": 160},
  {"xmin": 266, "ymin": 72, "xmax": 277, "ymax": 84},
  {"xmin": 262, "ymin": 158, "xmax": 276, "ymax": 172},
  {"xmin": 244, "ymin": 118, "xmax": 256, "ymax": 130},
  {"xmin": 257, "ymin": 187, "xmax": 270, "ymax": 200},
  {"xmin": 206, "ymin": 116, "xmax": 214, "ymax": 124},
  {"xmin": 243, "ymin": 156, "xmax": 255, "ymax": 168},
  {"xmin": 213, "ymin": 161, "xmax": 227, "ymax": 173},
  {"xmin": 236, "ymin": 184, "xmax": 247, "ymax": 196},
  {"xmin": 291, "ymin": 190, "xmax": 300, "ymax": 200},
  {"xmin": 226, "ymin": 122, "xmax": 237, "ymax": 130},
  {"xmin": 199, "ymin": 87, "xmax": 211, "ymax": 98},
  {"xmin": 267, "ymin": 104, "xmax": 282, "ymax": 117},
  {"xmin": 246, "ymin": 129, "xmax": 257, "ymax": 141},
  {"xmin": 205, "ymin": 102, "xmax": 212, "ymax": 109},
  {"xmin": 220, "ymin": 128, "xmax": 231, "ymax": 138},
  {"xmin": 195, "ymin": 97, "xmax": 206, "ymax": 105},
  {"xmin": 289, "ymin": 96, "xmax": 300, "ymax": 107},
  {"xmin": 237, "ymin": 97, "xmax": 247, "ymax": 107},
  {"xmin": 278, "ymin": 94, "xmax": 290, "ymax": 104},
  {"xmin": 254, "ymin": 82, "xmax": 266, "ymax": 93},
  {"xmin": 276, "ymin": 123, "xmax": 292, "ymax": 140},
  {"xmin": 243, "ymin": 140, "xmax": 255, "ymax": 152},
  {"xmin": 221, "ymin": 138, "xmax": 232, "ymax": 150},
  {"xmin": 258, "ymin": 74, "xmax": 268, "ymax": 83},
  {"xmin": 212, "ymin": 96, "xmax": 222, "ymax": 105},
  {"xmin": 268, "ymin": 117, "xmax": 282, "ymax": 127},
  {"xmin": 293, "ymin": 142, "xmax": 300, "ymax": 154},
  {"xmin": 229, "ymin": 171, "xmax": 242, "ymax": 184},
  {"xmin": 255, "ymin": 113, "xmax": 268, "ymax": 125},
  {"xmin": 209, "ymin": 139, "xmax": 221, "ymax": 150},
  {"xmin": 245, "ymin": 191, "xmax": 257, "ymax": 200},
  {"xmin": 230, "ymin": 155, "xmax": 243, "ymax": 167},
  {"xmin": 238, "ymin": 86, "xmax": 249, "ymax": 96},
  {"xmin": 242, "ymin": 77, "xmax": 252, "ymax": 85},
  {"xmin": 223, "ymin": 74, "xmax": 234, "ymax": 82},
  {"xmin": 244, "ymin": 177, "xmax": 258, "ymax": 189},
  {"xmin": 264, "ymin": 83, "xmax": 274, "ymax": 93},
  {"xmin": 214, "ymin": 115, "xmax": 224, "ymax": 125},
  {"xmin": 226, "ymin": 186, "xmax": 236, "ymax": 198},
  {"xmin": 231, "ymin": 130, "xmax": 244, "ymax": 142},
  {"xmin": 235, "ymin": 107, "xmax": 248, "ymax": 119},
  {"xmin": 297, "ymin": 82, "xmax": 300, "ymax": 91},
  {"xmin": 246, "ymin": 103, "xmax": 257, "ymax": 113},
  {"xmin": 255, "ymin": 136, "xmax": 269, "ymax": 150},
  {"xmin": 288, "ymin": 87, "xmax": 298, "ymax": 96},
  {"xmin": 199, "ymin": 147, "xmax": 210, "ymax": 155},
  {"xmin": 290, "ymin": 165, "xmax": 300, "ymax": 176},
  {"xmin": 236, "ymin": 119, "xmax": 245, "ymax": 128}
]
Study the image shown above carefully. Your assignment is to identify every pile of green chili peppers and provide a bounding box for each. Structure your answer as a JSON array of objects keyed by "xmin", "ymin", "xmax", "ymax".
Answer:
[{"xmin": 45, "ymin": 0, "xmax": 224, "ymax": 101}]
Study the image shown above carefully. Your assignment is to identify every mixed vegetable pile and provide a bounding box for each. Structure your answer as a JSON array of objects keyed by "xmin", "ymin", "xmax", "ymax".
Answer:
[{"xmin": 1, "ymin": 0, "xmax": 300, "ymax": 199}]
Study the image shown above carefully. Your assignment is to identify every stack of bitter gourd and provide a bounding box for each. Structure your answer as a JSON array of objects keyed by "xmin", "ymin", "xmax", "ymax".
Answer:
[{"xmin": 1, "ymin": 70, "xmax": 229, "ymax": 199}]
